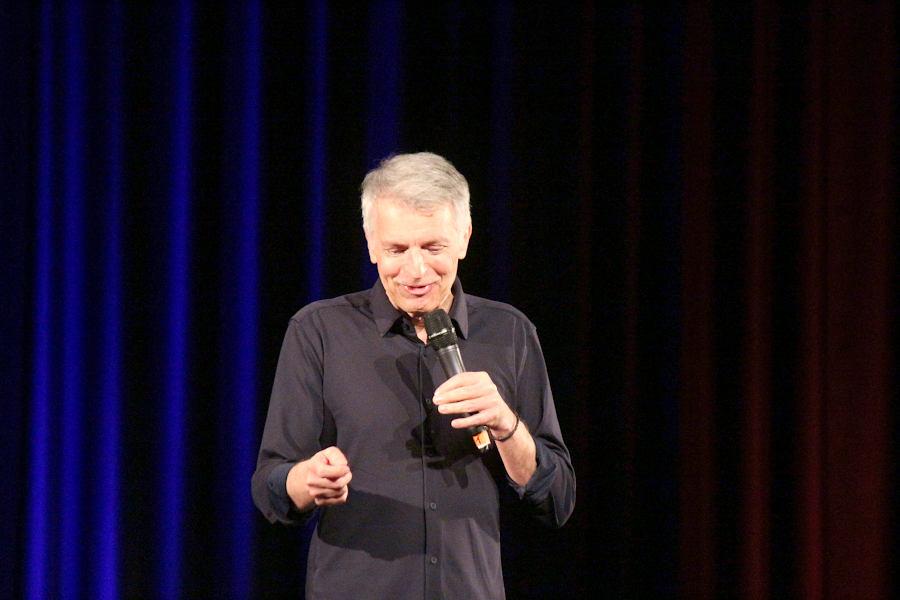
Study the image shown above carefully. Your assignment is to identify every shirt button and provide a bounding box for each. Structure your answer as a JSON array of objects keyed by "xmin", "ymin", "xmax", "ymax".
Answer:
[
  {"xmin": 429, "ymin": 502, "xmax": 437, "ymax": 510},
  {"xmin": 430, "ymin": 556, "xmax": 438, "ymax": 565}
]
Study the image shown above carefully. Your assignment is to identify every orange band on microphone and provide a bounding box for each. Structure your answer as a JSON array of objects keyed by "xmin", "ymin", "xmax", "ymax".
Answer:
[{"xmin": 473, "ymin": 430, "xmax": 491, "ymax": 451}]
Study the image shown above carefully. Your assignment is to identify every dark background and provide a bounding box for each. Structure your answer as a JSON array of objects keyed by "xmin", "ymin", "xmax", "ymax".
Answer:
[{"xmin": 2, "ymin": 1, "xmax": 897, "ymax": 598}]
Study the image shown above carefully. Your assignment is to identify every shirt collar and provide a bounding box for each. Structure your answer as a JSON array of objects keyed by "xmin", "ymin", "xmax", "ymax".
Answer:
[{"xmin": 370, "ymin": 277, "xmax": 469, "ymax": 339}]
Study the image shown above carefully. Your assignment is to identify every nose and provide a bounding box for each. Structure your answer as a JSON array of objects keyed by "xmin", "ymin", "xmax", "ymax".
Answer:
[{"xmin": 403, "ymin": 248, "xmax": 427, "ymax": 278}]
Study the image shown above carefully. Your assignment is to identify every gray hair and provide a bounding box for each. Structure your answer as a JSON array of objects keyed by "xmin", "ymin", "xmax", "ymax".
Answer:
[{"xmin": 360, "ymin": 152, "xmax": 471, "ymax": 236}]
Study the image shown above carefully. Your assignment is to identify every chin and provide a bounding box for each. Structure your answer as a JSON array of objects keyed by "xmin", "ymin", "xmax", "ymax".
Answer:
[
  {"xmin": 401, "ymin": 298, "xmax": 439, "ymax": 316},
  {"xmin": 403, "ymin": 303, "xmax": 434, "ymax": 316}
]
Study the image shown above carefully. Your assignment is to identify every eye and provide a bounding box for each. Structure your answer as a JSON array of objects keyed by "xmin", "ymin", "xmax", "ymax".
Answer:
[
  {"xmin": 385, "ymin": 247, "xmax": 405, "ymax": 256},
  {"xmin": 426, "ymin": 245, "xmax": 446, "ymax": 254}
]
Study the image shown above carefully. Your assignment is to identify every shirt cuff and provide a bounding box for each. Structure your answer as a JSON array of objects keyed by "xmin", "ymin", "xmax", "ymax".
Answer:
[
  {"xmin": 266, "ymin": 462, "xmax": 312, "ymax": 524},
  {"xmin": 507, "ymin": 440, "xmax": 558, "ymax": 502}
]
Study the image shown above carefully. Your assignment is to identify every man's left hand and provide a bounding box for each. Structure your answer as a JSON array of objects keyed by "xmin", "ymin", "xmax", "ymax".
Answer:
[{"xmin": 432, "ymin": 372, "xmax": 517, "ymax": 440}]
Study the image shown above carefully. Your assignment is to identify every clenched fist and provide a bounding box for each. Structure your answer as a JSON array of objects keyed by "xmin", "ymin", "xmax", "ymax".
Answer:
[{"xmin": 287, "ymin": 446, "xmax": 353, "ymax": 510}]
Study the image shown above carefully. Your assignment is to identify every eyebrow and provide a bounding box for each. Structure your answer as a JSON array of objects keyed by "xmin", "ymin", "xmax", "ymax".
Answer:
[{"xmin": 382, "ymin": 237, "xmax": 450, "ymax": 247}]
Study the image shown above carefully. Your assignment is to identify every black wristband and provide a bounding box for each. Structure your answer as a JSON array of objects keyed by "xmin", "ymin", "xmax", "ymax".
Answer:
[{"xmin": 494, "ymin": 412, "xmax": 519, "ymax": 442}]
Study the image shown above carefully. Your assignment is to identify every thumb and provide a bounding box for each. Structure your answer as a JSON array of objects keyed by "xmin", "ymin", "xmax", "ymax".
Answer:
[{"xmin": 320, "ymin": 446, "xmax": 348, "ymax": 467}]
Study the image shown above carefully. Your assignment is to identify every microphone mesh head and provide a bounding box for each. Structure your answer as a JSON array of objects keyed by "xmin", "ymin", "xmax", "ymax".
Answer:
[{"xmin": 423, "ymin": 309, "xmax": 458, "ymax": 349}]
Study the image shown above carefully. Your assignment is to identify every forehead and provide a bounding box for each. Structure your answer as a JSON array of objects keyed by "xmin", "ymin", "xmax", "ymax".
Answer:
[{"xmin": 370, "ymin": 197, "xmax": 456, "ymax": 240}]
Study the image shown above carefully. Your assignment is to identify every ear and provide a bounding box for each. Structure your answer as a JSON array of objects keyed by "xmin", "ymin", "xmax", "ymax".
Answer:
[
  {"xmin": 366, "ymin": 232, "xmax": 378, "ymax": 264},
  {"xmin": 457, "ymin": 222, "xmax": 472, "ymax": 260}
]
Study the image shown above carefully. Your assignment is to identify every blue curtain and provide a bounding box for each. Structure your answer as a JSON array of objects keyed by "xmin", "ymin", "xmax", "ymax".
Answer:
[
  {"xmin": 3, "ymin": 1, "xmax": 529, "ymax": 597},
  {"xmin": 4, "ymin": 2, "xmax": 268, "ymax": 597}
]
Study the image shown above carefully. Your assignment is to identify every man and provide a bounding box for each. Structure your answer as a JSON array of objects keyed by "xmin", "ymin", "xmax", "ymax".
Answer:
[{"xmin": 252, "ymin": 152, "xmax": 575, "ymax": 599}]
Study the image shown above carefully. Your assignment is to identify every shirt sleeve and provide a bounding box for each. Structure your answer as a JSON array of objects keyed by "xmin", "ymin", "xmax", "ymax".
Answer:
[
  {"xmin": 506, "ymin": 320, "xmax": 576, "ymax": 528},
  {"xmin": 251, "ymin": 315, "xmax": 326, "ymax": 525}
]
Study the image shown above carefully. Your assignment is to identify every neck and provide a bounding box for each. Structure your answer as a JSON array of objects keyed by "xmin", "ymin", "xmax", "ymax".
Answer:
[
  {"xmin": 404, "ymin": 314, "xmax": 428, "ymax": 343},
  {"xmin": 413, "ymin": 319, "xmax": 428, "ymax": 343}
]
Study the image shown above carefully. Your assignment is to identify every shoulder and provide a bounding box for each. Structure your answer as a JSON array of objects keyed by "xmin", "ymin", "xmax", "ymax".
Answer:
[
  {"xmin": 288, "ymin": 288, "xmax": 371, "ymax": 328},
  {"xmin": 465, "ymin": 292, "xmax": 537, "ymax": 334}
]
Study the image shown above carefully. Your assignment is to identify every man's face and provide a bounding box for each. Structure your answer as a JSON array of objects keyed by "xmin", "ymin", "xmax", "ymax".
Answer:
[{"xmin": 367, "ymin": 197, "xmax": 471, "ymax": 318}]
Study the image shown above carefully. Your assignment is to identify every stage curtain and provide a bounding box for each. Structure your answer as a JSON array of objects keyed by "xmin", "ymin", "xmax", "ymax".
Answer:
[{"xmin": 2, "ymin": 2, "xmax": 895, "ymax": 597}]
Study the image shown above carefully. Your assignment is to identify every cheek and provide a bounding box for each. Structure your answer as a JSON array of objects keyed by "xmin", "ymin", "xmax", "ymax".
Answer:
[
  {"xmin": 377, "ymin": 261, "xmax": 401, "ymax": 280},
  {"xmin": 430, "ymin": 257, "xmax": 454, "ymax": 275}
]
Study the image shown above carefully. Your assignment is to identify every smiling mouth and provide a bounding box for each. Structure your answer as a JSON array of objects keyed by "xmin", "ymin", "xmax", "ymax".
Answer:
[{"xmin": 401, "ymin": 283, "xmax": 434, "ymax": 296}]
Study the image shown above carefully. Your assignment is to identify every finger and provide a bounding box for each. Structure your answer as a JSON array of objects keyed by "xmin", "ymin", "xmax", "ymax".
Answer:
[
  {"xmin": 450, "ymin": 411, "xmax": 494, "ymax": 430},
  {"xmin": 313, "ymin": 463, "xmax": 350, "ymax": 479},
  {"xmin": 434, "ymin": 378, "xmax": 497, "ymax": 405},
  {"xmin": 320, "ymin": 446, "xmax": 348, "ymax": 466},
  {"xmin": 332, "ymin": 471, "xmax": 352, "ymax": 488},
  {"xmin": 436, "ymin": 385, "xmax": 501, "ymax": 408},
  {"xmin": 308, "ymin": 476, "xmax": 345, "ymax": 491},
  {"xmin": 314, "ymin": 490, "xmax": 349, "ymax": 507},
  {"xmin": 313, "ymin": 493, "xmax": 344, "ymax": 506},
  {"xmin": 434, "ymin": 384, "xmax": 488, "ymax": 405},
  {"xmin": 311, "ymin": 469, "xmax": 350, "ymax": 486},
  {"xmin": 312, "ymin": 483, "xmax": 347, "ymax": 498},
  {"xmin": 437, "ymin": 398, "xmax": 488, "ymax": 415},
  {"xmin": 308, "ymin": 466, "xmax": 352, "ymax": 490},
  {"xmin": 313, "ymin": 486, "xmax": 349, "ymax": 505}
]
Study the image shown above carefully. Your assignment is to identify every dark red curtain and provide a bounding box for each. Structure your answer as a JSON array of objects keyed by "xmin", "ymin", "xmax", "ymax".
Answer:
[{"xmin": 674, "ymin": 2, "xmax": 896, "ymax": 597}]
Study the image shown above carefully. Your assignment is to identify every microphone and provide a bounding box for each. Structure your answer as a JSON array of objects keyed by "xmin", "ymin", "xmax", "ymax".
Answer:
[{"xmin": 423, "ymin": 309, "xmax": 492, "ymax": 453}]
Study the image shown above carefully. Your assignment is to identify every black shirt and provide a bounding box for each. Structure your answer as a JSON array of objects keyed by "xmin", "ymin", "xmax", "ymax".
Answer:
[{"xmin": 251, "ymin": 279, "xmax": 575, "ymax": 600}]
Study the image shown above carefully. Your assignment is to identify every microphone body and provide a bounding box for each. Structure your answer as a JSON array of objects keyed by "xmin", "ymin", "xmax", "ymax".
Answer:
[
  {"xmin": 434, "ymin": 345, "xmax": 465, "ymax": 378},
  {"xmin": 424, "ymin": 309, "xmax": 492, "ymax": 453}
]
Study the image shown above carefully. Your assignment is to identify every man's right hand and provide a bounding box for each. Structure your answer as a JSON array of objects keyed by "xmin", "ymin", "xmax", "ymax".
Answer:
[{"xmin": 286, "ymin": 446, "xmax": 353, "ymax": 510}]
